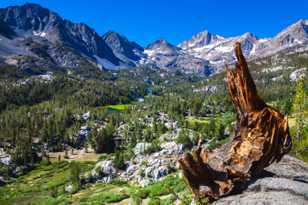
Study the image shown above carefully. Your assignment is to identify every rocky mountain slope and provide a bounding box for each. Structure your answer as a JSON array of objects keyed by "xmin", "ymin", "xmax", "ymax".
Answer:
[
  {"xmin": 179, "ymin": 20, "xmax": 308, "ymax": 72},
  {"xmin": 102, "ymin": 31, "xmax": 145, "ymax": 68},
  {"xmin": 0, "ymin": 3, "xmax": 122, "ymax": 71},
  {"xmin": 0, "ymin": 3, "xmax": 210, "ymax": 74},
  {"xmin": 179, "ymin": 32, "xmax": 258, "ymax": 71},
  {"xmin": 143, "ymin": 39, "xmax": 212, "ymax": 75},
  {"xmin": 1, "ymin": 3, "xmax": 308, "ymax": 75}
]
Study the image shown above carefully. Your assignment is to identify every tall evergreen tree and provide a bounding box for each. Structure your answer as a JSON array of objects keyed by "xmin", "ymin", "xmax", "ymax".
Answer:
[{"xmin": 292, "ymin": 78, "xmax": 307, "ymax": 142}]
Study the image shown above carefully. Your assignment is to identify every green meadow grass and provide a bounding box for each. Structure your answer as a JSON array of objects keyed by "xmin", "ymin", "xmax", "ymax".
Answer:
[
  {"xmin": 0, "ymin": 160, "xmax": 191, "ymax": 205},
  {"xmin": 104, "ymin": 104, "xmax": 130, "ymax": 111}
]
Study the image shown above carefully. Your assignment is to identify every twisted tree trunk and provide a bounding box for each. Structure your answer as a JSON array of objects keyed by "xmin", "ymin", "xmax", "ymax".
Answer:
[{"xmin": 179, "ymin": 42, "xmax": 292, "ymax": 203}]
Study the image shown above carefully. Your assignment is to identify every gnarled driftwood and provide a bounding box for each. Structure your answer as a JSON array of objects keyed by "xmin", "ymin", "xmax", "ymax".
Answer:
[{"xmin": 179, "ymin": 42, "xmax": 292, "ymax": 203}]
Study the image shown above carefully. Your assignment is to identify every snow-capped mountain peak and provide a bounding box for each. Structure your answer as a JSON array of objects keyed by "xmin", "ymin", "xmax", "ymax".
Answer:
[
  {"xmin": 178, "ymin": 30, "xmax": 224, "ymax": 50},
  {"xmin": 142, "ymin": 38, "xmax": 211, "ymax": 75},
  {"xmin": 274, "ymin": 19, "xmax": 308, "ymax": 46},
  {"xmin": 144, "ymin": 39, "xmax": 179, "ymax": 58},
  {"xmin": 1, "ymin": 3, "xmax": 308, "ymax": 76},
  {"xmin": 146, "ymin": 39, "xmax": 177, "ymax": 50}
]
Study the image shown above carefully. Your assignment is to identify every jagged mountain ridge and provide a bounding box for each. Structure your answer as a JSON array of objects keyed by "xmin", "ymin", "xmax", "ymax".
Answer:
[
  {"xmin": 102, "ymin": 31, "xmax": 144, "ymax": 65},
  {"xmin": 0, "ymin": 3, "xmax": 211, "ymax": 74},
  {"xmin": 0, "ymin": 3, "xmax": 308, "ymax": 75},
  {"xmin": 179, "ymin": 20, "xmax": 308, "ymax": 71},
  {"xmin": 143, "ymin": 39, "xmax": 212, "ymax": 75},
  {"xmin": 178, "ymin": 30, "xmax": 225, "ymax": 49},
  {"xmin": 0, "ymin": 3, "xmax": 123, "ymax": 71},
  {"xmin": 0, "ymin": 3, "xmax": 119, "ymax": 61}
]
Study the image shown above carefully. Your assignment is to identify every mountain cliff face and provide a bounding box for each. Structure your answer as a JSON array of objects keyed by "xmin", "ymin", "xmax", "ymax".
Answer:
[
  {"xmin": 178, "ymin": 32, "xmax": 258, "ymax": 71},
  {"xmin": 0, "ymin": 3, "xmax": 211, "ymax": 74},
  {"xmin": 252, "ymin": 19, "xmax": 308, "ymax": 58},
  {"xmin": 144, "ymin": 39, "xmax": 180, "ymax": 67},
  {"xmin": 0, "ymin": 3, "xmax": 122, "ymax": 71},
  {"xmin": 102, "ymin": 31, "xmax": 144, "ymax": 67},
  {"xmin": 179, "ymin": 20, "xmax": 308, "ymax": 72},
  {"xmin": 143, "ymin": 39, "xmax": 212, "ymax": 75},
  {"xmin": 275, "ymin": 19, "xmax": 308, "ymax": 46},
  {"xmin": 178, "ymin": 30, "xmax": 224, "ymax": 49},
  {"xmin": 1, "ymin": 3, "xmax": 308, "ymax": 75}
]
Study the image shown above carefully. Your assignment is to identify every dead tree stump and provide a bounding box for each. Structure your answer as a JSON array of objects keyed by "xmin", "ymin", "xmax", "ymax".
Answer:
[{"xmin": 179, "ymin": 42, "xmax": 292, "ymax": 202}]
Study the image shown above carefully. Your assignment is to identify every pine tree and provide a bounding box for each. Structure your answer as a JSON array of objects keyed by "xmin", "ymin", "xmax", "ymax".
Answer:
[{"xmin": 292, "ymin": 78, "xmax": 306, "ymax": 143}]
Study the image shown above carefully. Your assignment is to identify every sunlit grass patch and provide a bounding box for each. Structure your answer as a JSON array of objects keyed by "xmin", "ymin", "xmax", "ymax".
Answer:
[{"xmin": 104, "ymin": 104, "xmax": 130, "ymax": 111}]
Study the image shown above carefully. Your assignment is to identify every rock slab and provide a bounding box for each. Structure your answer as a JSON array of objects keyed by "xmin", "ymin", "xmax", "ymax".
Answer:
[{"xmin": 213, "ymin": 155, "xmax": 308, "ymax": 205}]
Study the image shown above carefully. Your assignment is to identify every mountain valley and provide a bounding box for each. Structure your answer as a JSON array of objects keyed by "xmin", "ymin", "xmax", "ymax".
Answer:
[{"xmin": 0, "ymin": 2, "xmax": 308, "ymax": 205}]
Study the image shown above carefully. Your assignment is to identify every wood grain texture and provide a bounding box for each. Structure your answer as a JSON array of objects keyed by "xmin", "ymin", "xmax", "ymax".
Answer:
[{"xmin": 179, "ymin": 42, "xmax": 292, "ymax": 203}]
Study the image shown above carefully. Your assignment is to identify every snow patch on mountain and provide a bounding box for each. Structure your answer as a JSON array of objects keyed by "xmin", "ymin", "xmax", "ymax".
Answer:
[
  {"xmin": 1, "ymin": 3, "xmax": 308, "ymax": 75},
  {"xmin": 33, "ymin": 31, "xmax": 47, "ymax": 37},
  {"xmin": 177, "ymin": 20, "xmax": 308, "ymax": 72}
]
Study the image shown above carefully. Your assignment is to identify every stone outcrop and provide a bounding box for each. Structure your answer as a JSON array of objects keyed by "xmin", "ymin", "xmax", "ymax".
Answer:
[
  {"xmin": 82, "ymin": 141, "xmax": 183, "ymax": 186},
  {"xmin": 122, "ymin": 141, "xmax": 183, "ymax": 186},
  {"xmin": 213, "ymin": 155, "xmax": 308, "ymax": 205},
  {"xmin": 80, "ymin": 160, "xmax": 117, "ymax": 184}
]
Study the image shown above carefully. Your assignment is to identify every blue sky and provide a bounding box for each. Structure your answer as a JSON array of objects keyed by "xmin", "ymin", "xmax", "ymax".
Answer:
[{"xmin": 1, "ymin": 0, "xmax": 308, "ymax": 46}]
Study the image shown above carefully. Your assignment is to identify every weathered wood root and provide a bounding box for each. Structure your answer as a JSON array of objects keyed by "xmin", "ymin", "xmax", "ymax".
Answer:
[{"xmin": 179, "ymin": 42, "xmax": 292, "ymax": 203}]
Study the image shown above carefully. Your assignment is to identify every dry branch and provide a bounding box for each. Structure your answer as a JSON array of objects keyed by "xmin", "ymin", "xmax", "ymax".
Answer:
[{"xmin": 179, "ymin": 42, "xmax": 292, "ymax": 203}]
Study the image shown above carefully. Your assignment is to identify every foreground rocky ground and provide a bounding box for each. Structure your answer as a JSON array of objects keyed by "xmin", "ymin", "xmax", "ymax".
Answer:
[
  {"xmin": 1, "ymin": 146, "xmax": 308, "ymax": 205},
  {"xmin": 76, "ymin": 143, "xmax": 308, "ymax": 205},
  {"xmin": 87, "ymin": 154, "xmax": 308, "ymax": 204},
  {"xmin": 212, "ymin": 155, "xmax": 308, "ymax": 205}
]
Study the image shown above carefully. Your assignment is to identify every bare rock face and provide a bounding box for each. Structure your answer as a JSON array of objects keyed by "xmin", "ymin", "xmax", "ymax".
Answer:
[
  {"xmin": 213, "ymin": 155, "xmax": 308, "ymax": 205},
  {"xmin": 0, "ymin": 3, "xmax": 120, "ymax": 71},
  {"xmin": 143, "ymin": 39, "xmax": 212, "ymax": 75}
]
